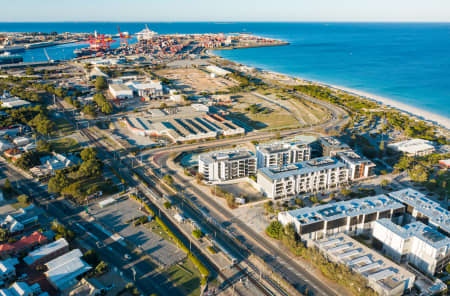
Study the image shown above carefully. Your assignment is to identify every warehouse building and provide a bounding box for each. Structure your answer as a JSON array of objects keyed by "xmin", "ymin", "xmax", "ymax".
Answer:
[
  {"xmin": 388, "ymin": 139, "xmax": 435, "ymax": 157},
  {"xmin": 198, "ymin": 149, "xmax": 257, "ymax": 182},
  {"xmin": 314, "ymin": 233, "xmax": 415, "ymax": 296},
  {"xmin": 336, "ymin": 150, "xmax": 376, "ymax": 180},
  {"xmin": 127, "ymin": 80, "xmax": 163, "ymax": 98},
  {"xmin": 278, "ymin": 194, "xmax": 405, "ymax": 240},
  {"xmin": 257, "ymin": 157, "xmax": 348, "ymax": 199},
  {"xmin": 108, "ymin": 83, "xmax": 133, "ymax": 99},
  {"xmin": 45, "ymin": 249, "xmax": 92, "ymax": 291},
  {"xmin": 24, "ymin": 238, "xmax": 69, "ymax": 266},
  {"xmin": 372, "ymin": 219, "xmax": 450, "ymax": 276},
  {"xmin": 256, "ymin": 141, "xmax": 311, "ymax": 169},
  {"xmin": 122, "ymin": 106, "xmax": 244, "ymax": 143},
  {"xmin": 388, "ymin": 188, "xmax": 450, "ymax": 236}
]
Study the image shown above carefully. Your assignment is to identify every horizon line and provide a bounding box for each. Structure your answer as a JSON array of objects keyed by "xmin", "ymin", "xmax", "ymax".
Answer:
[{"xmin": 1, "ymin": 20, "xmax": 450, "ymax": 24}]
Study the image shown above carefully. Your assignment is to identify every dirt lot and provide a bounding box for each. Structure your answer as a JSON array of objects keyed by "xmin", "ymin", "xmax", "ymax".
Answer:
[
  {"xmin": 219, "ymin": 181, "xmax": 264, "ymax": 203},
  {"xmin": 225, "ymin": 92, "xmax": 300, "ymax": 131},
  {"xmin": 155, "ymin": 68, "xmax": 237, "ymax": 93}
]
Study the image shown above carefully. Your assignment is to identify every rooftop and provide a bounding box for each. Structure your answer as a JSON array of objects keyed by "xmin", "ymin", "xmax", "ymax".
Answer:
[
  {"xmin": 199, "ymin": 149, "xmax": 255, "ymax": 164},
  {"xmin": 315, "ymin": 233, "xmax": 415, "ymax": 293},
  {"xmin": 388, "ymin": 188, "xmax": 450, "ymax": 234},
  {"xmin": 387, "ymin": 139, "xmax": 434, "ymax": 153},
  {"xmin": 259, "ymin": 156, "xmax": 345, "ymax": 180},
  {"xmin": 109, "ymin": 83, "xmax": 132, "ymax": 92},
  {"xmin": 375, "ymin": 219, "xmax": 450, "ymax": 249},
  {"xmin": 257, "ymin": 141, "xmax": 309, "ymax": 154},
  {"xmin": 336, "ymin": 150, "xmax": 373, "ymax": 164},
  {"xmin": 24, "ymin": 238, "xmax": 68, "ymax": 265},
  {"xmin": 319, "ymin": 136, "xmax": 350, "ymax": 148},
  {"xmin": 280, "ymin": 194, "xmax": 403, "ymax": 226}
]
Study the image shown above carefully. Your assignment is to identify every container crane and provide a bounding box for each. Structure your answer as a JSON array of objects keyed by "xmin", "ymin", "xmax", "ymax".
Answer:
[{"xmin": 117, "ymin": 25, "xmax": 132, "ymax": 48}]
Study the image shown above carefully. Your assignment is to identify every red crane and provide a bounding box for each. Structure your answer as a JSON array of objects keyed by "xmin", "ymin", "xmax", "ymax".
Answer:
[
  {"xmin": 117, "ymin": 26, "xmax": 131, "ymax": 48},
  {"xmin": 79, "ymin": 31, "xmax": 115, "ymax": 52}
]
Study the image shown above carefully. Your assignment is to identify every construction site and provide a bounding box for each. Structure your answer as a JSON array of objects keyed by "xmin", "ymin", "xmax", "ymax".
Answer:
[{"xmin": 121, "ymin": 104, "xmax": 245, "ymax": 143}]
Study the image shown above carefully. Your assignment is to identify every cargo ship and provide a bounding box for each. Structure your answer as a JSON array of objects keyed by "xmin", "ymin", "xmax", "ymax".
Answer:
[{"xmin": 0, "ymin": 52, "xmax": 23, "ymax": 65}]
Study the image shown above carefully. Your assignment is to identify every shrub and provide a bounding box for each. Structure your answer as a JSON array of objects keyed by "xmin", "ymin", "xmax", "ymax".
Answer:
[
  {"xmin": 192, "ymin": 229, "xmax": 203, "ymax": 239},
  {"xmin": 266, "ymin": 221, "xmax": 283, "ymax": 240}
]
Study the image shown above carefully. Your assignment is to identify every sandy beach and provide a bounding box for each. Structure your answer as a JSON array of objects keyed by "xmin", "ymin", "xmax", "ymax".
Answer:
[
  {"xmin": 321, "ymin": 83, "xmax": 450, "ymax": 130},
  {"xmin": 258, "ymin": 67, "xmax": 450, "ymax": 130},
  {"xmin": 210, "ymin": 50, "xmax": 450, "ymax": 130}
]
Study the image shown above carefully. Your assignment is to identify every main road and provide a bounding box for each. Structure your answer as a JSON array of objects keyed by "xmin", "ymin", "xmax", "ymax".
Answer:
[{"xmin": 151, "ymin": 153, "xmax": 347, "ymax": 296}]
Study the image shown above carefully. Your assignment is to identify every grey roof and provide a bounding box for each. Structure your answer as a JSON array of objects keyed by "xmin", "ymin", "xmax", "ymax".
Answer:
[
  {"xmin": 257, "ymin": 141, "xmax": 309, "ymax": 154},
  {"xmin": 199, "ymin": 149, "xmax": 255, "ymax": 165},
  {"xmin": 375, "ymin": 219, "xmax": 450, "ymax": 249},
  {"xmin": 258, "ymin": 156, "xmax": 345, "ymax": 180},
  {"xmin": 336, "ymin": 150, "xmax": 374, "ymax": 165},
  {"xmin": 316, "ymin": 233, "xmax": 415, "ymax": 292},
  {"xmin": 282, "ymin": 194, "xmax": 403, "ymax": 226},
  {"xmin": 319, "ymin": 136, "xmax": 350, "ymax": 149},
  {"xmin": 24, "ymin": 238, "xmax": 68, "ymax": 265},
  {"xmin": 388, "ymin": 188, "xmax": 450, "ymax": 235}
]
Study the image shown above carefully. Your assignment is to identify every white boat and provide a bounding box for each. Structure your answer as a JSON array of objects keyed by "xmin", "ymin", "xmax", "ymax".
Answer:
[{"xmin": 135, "ymin": 25, "xmax": 158, "ymax": 41}]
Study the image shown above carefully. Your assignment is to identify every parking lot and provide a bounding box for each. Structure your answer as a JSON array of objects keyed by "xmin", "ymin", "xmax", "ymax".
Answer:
[{"xmin": 88, "ymin": 196, "xmax": 186, "ymax": 267}]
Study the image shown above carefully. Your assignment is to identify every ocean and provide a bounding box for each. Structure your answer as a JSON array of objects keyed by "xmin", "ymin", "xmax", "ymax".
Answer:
[{"xmin": 1, "ymin": 22, "xmax": 449, "ymax": 118}]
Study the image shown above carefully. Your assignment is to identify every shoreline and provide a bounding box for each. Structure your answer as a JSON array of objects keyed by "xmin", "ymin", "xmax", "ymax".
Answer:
[{"xmin": 210, "ymin": 50, "xmax": 450, "ymax": 130}]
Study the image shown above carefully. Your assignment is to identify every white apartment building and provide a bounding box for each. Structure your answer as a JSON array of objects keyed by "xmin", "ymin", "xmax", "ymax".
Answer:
[
  {"xmin": 336, "ymin": 150, "xmax": 376, "ymax": 180},
  {"xmin": 257, "ymin": 157, "xmax": 348, "ymax": 199},
  {"xmin": 314, "ymin": 234, "xmax": 415, "ymax": 296},
  {"xmin": 372, "ymin": 219, "xmax": 450, "ymax": 276},
  {"xmin": 388, "ymin": 139, "xmax": 435, "ymax": 157},
  {"xmin": 198, "ymin": 149, "xmax": 256, "ymax": 182},
  {"xmin": 255, "ymin": 141, "xmax": 311, "ymax": 169},
  {"xmin": 388, "ymin": 188, "xmax": 450, "ymax": 236},
  {"xmin": 278, "ymin": 194, "xmax": 405, "ymax": 240}
]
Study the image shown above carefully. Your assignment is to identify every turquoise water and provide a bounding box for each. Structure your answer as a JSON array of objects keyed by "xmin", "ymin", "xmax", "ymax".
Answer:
[{"xmin": 1, "ymin": 22, "xmax": 449, "ymax": 118}]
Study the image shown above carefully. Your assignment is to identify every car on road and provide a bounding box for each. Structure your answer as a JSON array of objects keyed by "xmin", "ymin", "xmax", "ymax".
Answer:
[
  {"xmin": 124, "ymin": 254, "xmax": 131, "ymax": 260},
  {"xmin": 96, "ymin": 241, "xmax": 104, "ymax": 248}
]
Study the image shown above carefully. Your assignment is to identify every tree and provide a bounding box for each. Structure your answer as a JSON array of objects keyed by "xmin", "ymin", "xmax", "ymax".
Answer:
[
  {"xmin": 82, "ymin": 104, "xmax": 96, "ymax": 117},
  {"xmin": 163, "ymin": 175, "xmax": 174, "ymax": 186},
  {"xmin": 266, "ymin": 221, "xmax": 283, "ymax": 240},
  {"xmin": 48, "ymin": 172, "xmax": 69, "ymax": 193},
  {"xmin": 101, "ymin": 101, "xmax": 113, "ymax": 114},
  {"xmin": 28, "ymin": 113, "xmax": 54, "ymax": 135},
  {"xmin": 80, "ymin": 147, "xmax": 97, "ymax": 161},
  {"xmin": 83, "ymin": 250, "xmax": 100, "ymax": 266},
  {"xmin": 163, "ymin": 201, "xmax": 172, "ymax": 209},
  {"xmin": 16, "ymin": 151, "xmax": 41, "ymax": 170},
  {"xmin": 0, "ymin": 228, "xmax": 10, "ymax": 243},
  {"xmin": 37, "ymin": 140, "xmax": 51, "ymax": 152},
  {"xmin": 78, "ymin": 159, "xmax": 102, "ymax": 178},
  {"xmin": 25, "ymin": 67, "xmax": 35, "ymax": 75},
  {"xmin": 192, "ymin": 229, "xmax": 203, "ymax": 239},
  {"xmin": 17, "ymin": 194, "xmax": 31, "ymax": 205},
  {"xmin": 2, "ymin": 179, "xmax": 12, "ymax": 194},
  {"xmin": 95, "ymin": 261, "xmax": 108, "ymax": 274},
  {"xmin": 95, "ymin": 76, "xmax": 107, "ymax": 91},
  {"xmin": 380, "ymin": 179, "xmax": 390, "ymax": 188}
]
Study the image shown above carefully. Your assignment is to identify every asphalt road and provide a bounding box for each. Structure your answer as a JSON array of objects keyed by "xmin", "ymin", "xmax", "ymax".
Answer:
[
  {"xmin": 154, "ymin": 153, "xmax": 342, "ymax": 296},
  {"xmin": 0, "ymin": 156, "xmax": 182, "ymax": 296}
]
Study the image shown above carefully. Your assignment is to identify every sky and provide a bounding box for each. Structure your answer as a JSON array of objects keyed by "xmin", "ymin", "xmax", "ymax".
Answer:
[{"xmin": 1, "ymin": 0, "xmax": 450, "ymax": 22}]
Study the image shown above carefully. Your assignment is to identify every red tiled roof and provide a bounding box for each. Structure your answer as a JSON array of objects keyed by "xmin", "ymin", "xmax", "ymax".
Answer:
[
  {"xmin": 13, "ymin": 231, "xmax": 47, "ymax": 250},
  {"xmin": 0, "ymin": 244, "xmax": 14, "ymax": 252},
  {"xmin": 0, "ymin": 231, "xmax": 47, "ymax": 255}
]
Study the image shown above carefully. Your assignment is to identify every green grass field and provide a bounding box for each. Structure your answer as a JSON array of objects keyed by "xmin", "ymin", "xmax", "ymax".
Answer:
[
  {"xmin": 51, "ymin": 116, "xmax": 75, "ymax": 137},
  {"xmin": 50, "ymin": 137, "xmax": 81, "ymax": 153},
  {"xmin": 163, "ymin": 259, "xmax": 202, "ymax": 296}
]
